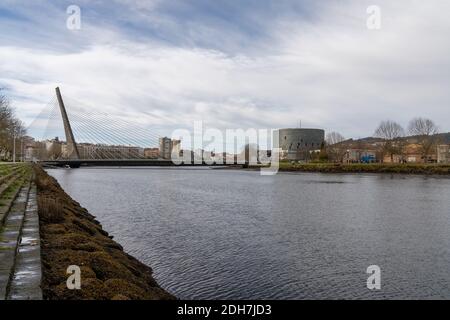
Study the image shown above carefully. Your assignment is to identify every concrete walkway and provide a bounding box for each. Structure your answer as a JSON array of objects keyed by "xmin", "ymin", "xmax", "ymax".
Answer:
[{"xmin": 0, "ymin": 183, "xmax": 42, "ymax": 300}]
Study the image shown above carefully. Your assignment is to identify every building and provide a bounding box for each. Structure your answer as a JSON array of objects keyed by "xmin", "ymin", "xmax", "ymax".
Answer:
[
  {"xmin": 437, "ymin": 145, "xmax": 450, "ymax": 163},
  {"xmin": 276, "ymin": 128, "xmax": 325, "ymax": 161},
  {"xmin": 159, "ymin": 137, "xmax": 181, "ymax": 160},
  {"xmin": 382, "ymin": 154, "xmax": 403, "ymax": 163},
  {"xmin": 172, "ymin": 139, "xmax": 181, "ymax": 157},
  {"xmin": 159, "ymin": 137, "xmax": 171, "ymax": 159},
  {"xmin": 405, "ymin": 143, "xmax": 437, "ymax": 163},
  {"xmin": 25, "ymin": 140, "xmax": 146, "ymax": 160},
  {"xmin": 381, "ymin": 143, "xmax": 438, "ymax": 164},
  {"xmin": 22, "ymin": 136, "xmax": 36, "ymax": 161},
  {"xmin": 47, "ymin": 138, "xmax": 63, "ymax": 159},
  {"xmin": 144, "ymin": 148, "xmax": 160, "ymax": 159},
  {"xmin": 75, "ymin": 143, "xmax": 144, "ymax": 159},
  {"xmin": 344, "ymin": 149, "xmax": 378, "ymax": 163},
  {"xmin": 21, "ymin": 137, "xmax": 61, "ymax": 161}
]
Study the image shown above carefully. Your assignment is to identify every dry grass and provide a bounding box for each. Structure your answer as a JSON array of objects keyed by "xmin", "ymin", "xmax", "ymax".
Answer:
[
  {"xmin": 35, "ymin": 170, "xmax": 53, "ymax": 190},
  {"xmin": 33, "ymin": 164, "xmax": 175, "ymax": 300},
  {"xmin": 38, "ymin": 196, "xmax": 65, "ymax": 223}
]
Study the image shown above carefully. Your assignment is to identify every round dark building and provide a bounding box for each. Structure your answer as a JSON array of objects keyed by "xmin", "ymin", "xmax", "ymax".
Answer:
[{"xmin": 276, "ymin": 128, "xmax": 325, "ymax": 161}]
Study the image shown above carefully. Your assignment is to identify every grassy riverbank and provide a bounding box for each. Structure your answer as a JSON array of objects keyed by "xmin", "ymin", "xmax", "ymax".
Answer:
[
  {"xmin": 0, "ymin": 163, "xmax": 32, "ymax": 224},
  {"xmin": 34, "ymin": 165, "xmax": 175, "ymax": 300},
  {"xmin": 277, "ymin": 162, "xmax": 450, "ymax": 174}
]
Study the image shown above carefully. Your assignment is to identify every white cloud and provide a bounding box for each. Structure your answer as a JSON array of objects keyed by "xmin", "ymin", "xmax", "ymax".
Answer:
[{"xmin": 0, "ymin": 0, "xmax": 449, "ymax": 140}]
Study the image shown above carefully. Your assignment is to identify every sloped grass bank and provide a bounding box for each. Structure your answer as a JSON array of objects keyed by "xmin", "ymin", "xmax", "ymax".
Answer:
[
  {"xmin": 0, "ymin": 164, "xmax": 32, "ymax": 225},
  {"xmin": 34, "ymin": 165, "xmax": 176, "ymax": 300}
]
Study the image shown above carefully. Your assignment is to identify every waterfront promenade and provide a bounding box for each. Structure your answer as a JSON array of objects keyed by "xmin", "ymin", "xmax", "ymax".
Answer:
[{"xmin": 0, "ymin": 163, "xmax": 42, "ymax": 300}]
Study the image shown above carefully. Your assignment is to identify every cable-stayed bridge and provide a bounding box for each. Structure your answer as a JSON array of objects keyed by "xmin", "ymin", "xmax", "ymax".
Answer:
[{"xmin": 26, "ymin": 88, "xmax": 218, "ymax": 168}]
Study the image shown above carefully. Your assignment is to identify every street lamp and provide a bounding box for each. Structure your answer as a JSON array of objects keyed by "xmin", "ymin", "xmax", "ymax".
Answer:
[
  {"xmin": 12, "ymin": 133, "xmax": 16, "ymax": 163},
  {"xmin": 21, "ymin": 137, "xmax": 24, "ymax": 162}
]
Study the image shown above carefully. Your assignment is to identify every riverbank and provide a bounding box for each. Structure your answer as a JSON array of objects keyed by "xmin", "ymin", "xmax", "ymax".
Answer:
[
  {"xmin": 271, "ymin": 162, "xmax": 450, "ymax": 174},
  {"xmin": 34, "ymin": 165, "xmax": 175, "ymax": 300}
]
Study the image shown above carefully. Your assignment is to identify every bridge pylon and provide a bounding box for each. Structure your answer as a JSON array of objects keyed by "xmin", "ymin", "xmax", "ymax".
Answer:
[{"xmin": 55, "ymin": 87, "xmax": 80, "ymax": 159}]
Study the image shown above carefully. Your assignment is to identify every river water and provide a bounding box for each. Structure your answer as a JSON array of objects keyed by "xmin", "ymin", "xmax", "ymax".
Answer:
[{"xmin": 47, "ymin": 167, "xmax": 450, "ymax": 299}]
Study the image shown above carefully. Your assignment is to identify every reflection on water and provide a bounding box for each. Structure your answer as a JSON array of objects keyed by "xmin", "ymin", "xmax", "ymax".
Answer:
[{"xmin": 48, "ymin": 168, "xmax": 450, "ymax": 299}]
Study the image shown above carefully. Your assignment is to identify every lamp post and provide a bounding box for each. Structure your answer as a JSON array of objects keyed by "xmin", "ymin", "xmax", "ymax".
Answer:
[
  {"xmin": 21, "ymin": 137, "xmax": 24, "ymax": 162},
  {"xmin": 13, "ymin": 133, "xmax": 16, "ymax": 163}
]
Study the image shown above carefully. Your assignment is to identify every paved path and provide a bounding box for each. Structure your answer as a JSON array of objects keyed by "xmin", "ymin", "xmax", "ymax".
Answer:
[{"xmin": 0, "ymin": 183, "xmax": 42, "ymax": 300}]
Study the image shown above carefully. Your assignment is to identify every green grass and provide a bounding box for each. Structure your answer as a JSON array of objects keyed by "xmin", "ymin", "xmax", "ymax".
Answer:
[
  {"xmin": 0, "ymin": 163, "xmax": 32, "ymax": 204},
  {"xmin": 3, "ymin": 182, "xmax": 21, "ymax": 198},
  {"xmin": 0, "ymin": 163, "xmax": 26, "ymax": 178},
  {"xmin": 276, "ymin": 162, "xmax": 450, "ymax": 174},
  {"xmin": 0, "ymin": 164, "xmax": 31, "ymax": 221},
  {"xmin": 0, "ymin": 167, "xmax": 13, "ymax": 177}
]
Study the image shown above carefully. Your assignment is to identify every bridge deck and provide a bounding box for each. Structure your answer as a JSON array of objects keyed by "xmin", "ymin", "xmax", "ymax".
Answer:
[{"xmin": 40, "ymin": 159, "xmax": 242, "ymax": 168}]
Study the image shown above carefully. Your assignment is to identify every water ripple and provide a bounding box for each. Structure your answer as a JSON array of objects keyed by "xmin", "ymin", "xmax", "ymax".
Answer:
[{"xmin": 47, "ymin": 168, "xmax": 450, "ymax": 299}]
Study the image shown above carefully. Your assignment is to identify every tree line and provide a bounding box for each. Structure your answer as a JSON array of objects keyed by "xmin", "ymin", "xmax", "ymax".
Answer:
[
  {"xmin": 326, "ymin": 118, "xmax": 440, "ymax": 163},
  {"xmin": 0, "ymin": 89, "xmax": 26, "ymax": 161}
]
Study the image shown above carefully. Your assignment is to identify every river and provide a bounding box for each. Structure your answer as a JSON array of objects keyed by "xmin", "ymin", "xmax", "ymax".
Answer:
[{"xmin": 47, "ymin": 167, "xmax": 450, "ymax": 299}]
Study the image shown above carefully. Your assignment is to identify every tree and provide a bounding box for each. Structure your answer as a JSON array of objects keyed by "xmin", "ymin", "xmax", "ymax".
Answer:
[
  {"xmin": 408, "ymin": 118, "xmax": 439, "ymax": 136},
  {"xmin": 408, "ymin": 117, "xmax": 439, "ymax": 162},
  {"xmin": 374, "ymin": 120, "xmax": 405, "ymax": 163},
  {"xmin": 318, "ymin": 141, "xmax": 329, "ymax": 162},
  {"xmin": 0, "ymin": 89, "xmax": 26, "ymax": 161},
  {"xmin": 325, "ymin": 132, "xmax": 346, "ymax": 163}
]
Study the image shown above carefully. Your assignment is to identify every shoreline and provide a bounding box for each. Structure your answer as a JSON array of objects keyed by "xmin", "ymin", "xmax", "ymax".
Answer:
[
  {"xmin": 244, "ymin": 163, "xmax": 450, "ymax": 175},
  {"xmin": 42, "ymin": 162, "xmax": 450, "ymax": 175},
  {"xmin": 34, "ymin": 165, "xmax": 175, "ymax": 300}
]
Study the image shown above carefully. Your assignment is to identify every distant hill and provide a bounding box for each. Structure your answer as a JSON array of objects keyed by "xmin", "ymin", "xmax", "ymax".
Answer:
[
  {"xmin": 401, "ymin": 132, "xmax": 450, "ymax": 144},
  {"xmin": 351, "ymin": 132, "xmax": 450, "ymax": 144},
  {"xmin": 334, "ymin": 132, "xmax": 450, "ymax": 148},
  {"xmin": 435, "ymin": 132, "xmax": 450, "ymax": 144}
]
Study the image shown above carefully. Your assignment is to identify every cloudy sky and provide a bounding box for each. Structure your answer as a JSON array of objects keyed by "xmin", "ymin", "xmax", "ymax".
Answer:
[{"xmin": 0, "ymin": 0, "xmax": 449, "ymax": 141}]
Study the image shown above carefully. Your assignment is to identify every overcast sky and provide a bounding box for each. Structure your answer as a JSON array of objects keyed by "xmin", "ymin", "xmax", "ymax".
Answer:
[{"xmin": 0, "ymin": 0, "xmax": 449, "ymax": 140}]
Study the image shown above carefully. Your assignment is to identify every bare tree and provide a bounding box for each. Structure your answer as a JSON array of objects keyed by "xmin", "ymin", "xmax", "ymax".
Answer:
[
  {"xmin": 408, "ymin": 117, "xmax": 439, "ymax": 162},
  {"xmin": 0, "ymin": 89, "xmax": 26, "ymax": 160},
  {"xmin": 408, "ymin": 118, "xmax": 439, "ymax": 136},
  {"xmin": 374, "ymin": 120, "xmax": 405, "ymax": 163},
  {"xmin": 325, "ymin": 132, "xmax": 346, "ymax": 162}
]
